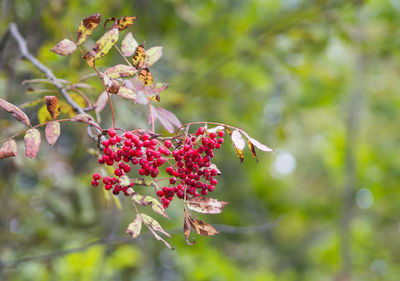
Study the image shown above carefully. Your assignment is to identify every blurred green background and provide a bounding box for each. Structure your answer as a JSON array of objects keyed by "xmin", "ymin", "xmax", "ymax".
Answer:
[{"xmin": 1, "ymin": 0, "xmax": 400, "ymax": 280}]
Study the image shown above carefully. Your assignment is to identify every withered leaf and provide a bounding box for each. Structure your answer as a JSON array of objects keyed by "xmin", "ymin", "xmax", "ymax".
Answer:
[
  {"xmin": 207, "ymin": 125, "xmax": 224, "ymax": 134},
  {"xmin": 138, "ymin": 68, "xmax": 153, "ymax": 86},
  {"xmin": 233, "ymin": 145, "xmax": 245, "ymax": 163},
  {"xmin": 145, "ymin": 46, "xmax": 163, "ymax": 67},
  {"xmin": 119, "ymin": 175, "xmax": 130, "ymax": 187},
  {"xmin": 121, "ymin": 32, "xmax": 138, "ymax": 56},
  {"xmin": 231, "ymin": 130, "xmax": 245, "ymax": 150},
  {"xmin": 45, "ymin": 96, "xmax": 60, "ymax": 120},
  {"xmin": 224, "ymin": 126, "xmax": 232, "ymax": 136},
  {"xmin": 50, "ymin": 39, "xmax": 76, "ymax": 56},
  {"xmin": 147, "ymin": 225, "xmax": 173, "ymax": 250},
  {"xmin": 188, "ymin": 215, "xmax": 219, "ymax": 236},
  {"xmin": 132, "ymin": 194, "xmax": 168, "ymax": 218},
  {"xmin": 184, "ymin": 210, "xmax": 195, "ymax": 245},
  {"xmin": 187, "ymin": 197, "xmax": 228, "ymax": 214},
  {"xmin": 83, "ymin": 50, "xmax": 96, "ymax": 67},
  {"xmin": 24, "ymin": 128, "xmax": 41, "ymax": 159},
  {"xmin": 45, "ymin": 121, "xmax": 60, "ymax": 146},
  {"xmin": 244, "ymin": 134, "xmax": 274, "ymax": 152},
  {"xmin": 117, "ymin": 86, "xmax": 136, "ymax": 100},
  {"xmin": 141, "ymin": 213, "xmax": 171, "ymax": 237},
  {"xmin": 71, "ymin": 113, "xmax": 93, "ymax": 123},
  {"xmin": 0, "ymin": 139, "xmax": 18, "ymax": 159},
  {"xmin": 126, "ymin": 214, "xmax": 142, "ymax": 239},
  {"xmin": 0, "ymin": 99, "xmax": 31, "ymax": 127},
  {"xmin": 117, "ymin": 16, "xmax": 137, "ymax": 31},
  {"xmin": 132, "ymin": 44, "xmax": 146, "ymax": 69},
  {"xmin": 76, "ymin": 13, "xmax": 101, "ymax": 45},
  {"xmin": 104, "ymin": 64, "xmax": 137, "ymax": 79},
  {"xmin": 93, "ymin": 28, "xmax": 119, "ymax": 60},
  {"xmin": 248, "ymin": 139, "xmax": 258, "ymax": 161},
  {"xmin": 94, "ymin": 92, "xmax": 108, "ymax": 115},
  {"xmin": 102, "ymin": 74, "xmax": 120, "ymax": 94}
]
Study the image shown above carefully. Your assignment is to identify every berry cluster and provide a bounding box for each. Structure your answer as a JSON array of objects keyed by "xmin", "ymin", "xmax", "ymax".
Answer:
[{"xmin": 91, "ymin": 127, "xmax": 224, "ymax": 208}]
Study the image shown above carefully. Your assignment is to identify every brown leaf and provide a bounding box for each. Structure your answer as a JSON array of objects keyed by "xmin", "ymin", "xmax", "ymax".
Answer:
[
  {"xmin": 83, "ymin": 50, "xmax": 96, "ymax": 67},
  {"xmin": 116, "ymin": 16, "xmax": 137, "ymax": 31},
  {"xmin": 146, "ymin": 225, "xmax": 173, "ymax": 249},
  {"xmin": 71, "ymin": 113, "xmax": 93, "ymax": 123},
  {"xmin": 45, "ymin": 121, "xmax": 60, "ymax": 146},
  {"xmin": 92, "ymin": 28, "xmax": 119, "ymax": 60},
  {"xmin": 0, "ymin": 99, "xmax": 31, "ymax": 127},
  {"xmin": 76, "ymin": 13, "xmax": 101, "ymax": 45},
  {"xmin": 184, "ymin": 210, "xmax": 195, "ymax": 245},
  {"xmin": 247, "ymin": 139, "xmax": 258, "ymax": 161},
  {"xmin": 187, "ymin": 197, "xmax": 228, "ymax": 214},
  {"xmin": 233, "ymin": 145, "xmax": 245, "ymax": 163},
  {"xmin": 121, "ymin": 32, "xmax": 138, "ymax": 56},
  {"xmin": 141, "ymin": 213, "xmax": 171, "ymax": 237},
  {"xmin": 126, "ymin": 215, "xmax": 142, "ymax": 239},
  {"xmin": 45, "ymin": 96, "xmax": 60, "ymax": 120},
  {"xmin": 102, "ymin": 74, "xmax": 120, "ymax": 94},
  {"xmin": 132, "ymin": 194, "xmax": 169, "ymax": 218},
  {"xmin": 50, "ymin": 39, "xmax": 76, "ymax": 56},
  {"xmin": 188, "ymin": 215, "xmax": 219, "ymax": 236},
  {"xmin": 132, "ymin": 44, "xmax": 146, "ymax": 69},
  {"xmin": 138, "ymin": 68, "xmax": 153, "ymax": 86},
  {"xmin": 104, "ymin": 64, "xmax": 137, "ymax": 79},
  {"xmin": 94, "ymin": 92, "xmax": 108, "ymax": 115},
  {"xmin": 24, "ymin": 128, "xmax": 41, "ymax": 159},
  {"xmin": 224, "ymin": 126, "xmax": 232, "ymax": 136},
  {"xmin": 0, "ymin": 139, "xmax": 18, "ymax": 159}
]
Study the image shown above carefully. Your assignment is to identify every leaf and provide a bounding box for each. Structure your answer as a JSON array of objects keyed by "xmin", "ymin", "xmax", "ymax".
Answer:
[
  {"xmin": 0, "ymin": 99, "xmax": 31, "ymax": 127},
  {"xmin": 102, "ymin": 74, "xmax": 120, "ymax": 94},
  {"xmin": 188, "ymin": 215, "xmax": 219, "ymax": 236},
  {"xmin": 117, "ymin": 86, "xmax": 136, "ymax": 100},
  {"xmin": 146, "ymin": 225, "xmax": 173, "ymax": 249},
  {"xmin": 94, "ymin": 92, "xmax": 108, "ymax": 115},
  {"xmin": 45, "ymin": 96, "xmax": 60, "ymax": 120},
  {"xmin": 141, "ymin": 213, "xmax": 171, "ymax": 237},
  {"xmin": 247, "ymin": 139, "xmax": 258, "ymax": 161},
  {"xmin": 38, "ymin": 104, "xmax": 53, "ymax": 124},
  {"xmin": 45, "ymin": 121, "xmax": 60, "ymax": 145},
  {"xmin": 21, "ymin": 98, "xmax": 45, "ymax": 108},
  {"xmin": 207, "ymin": 126, "xmax": 224, "ymax": 134},
  {"xmin": 132, "ymin": 44, "xmax": 146, "ymax": 69},
  {"xmin": 71, "ymin": 113, "xmax": 93, "ymax": 123},
  {"xmin": 121, "ymin": 32, "xmax": 138, "ymax": 56},
  {"xmin": 231, "ymin": 130, "xmax": 245, "ymax": 150},
  {"xmin": 83, "ymin": 50, "xmax": 96, "ymax": 67},
  {"xmin": 224, "ymin": 126, "xmax": 232, "ymax": 136},
  {"xmin": 116, "ymin": 16, "xmax": 137, "ymax": 31},
  {"xmin": 76, "ymin": 13, "xmax": 101, "ymax": 45},
  {"xmin": 0, "ymin": 139, "xmax": 17, "ymax": 159},
  {"xmin": 126, "ymin": 215, "xmax": 142, "ymax": 238},
  {"xmin": 24, "ymin": 128, "xmax": 41, "ymax": 159},
  {"xmin": 93, "ymin": 28, "xmax": 119, "ymax": 60},
  {"xmin": 233, "ymin": 146, "xmax": 245, "ymax": 163},
  {"xmin": 132, "ymin": 194, "xmax": 169, "ymax": 218},
  {"xmin": 187, "ymin": 197, "xmax": 228, "ymax": 214},
  {"xmin": 138, "ymin": 68, "xmax": 153, "ymax": 86},
  {"xmin": 119, "ymin": 175, "xmax": 130, "ymax": 186},
  {"xmin": 184, "ymin": 209, "xmax": 195, "ymax": 245},
  {"xmin": 242, "ymin": 132, "xmax": 274, "ymax": 152},
  {"xmin": 145, "ymin": 46, "xmax": 163, "ymax": 67},
  {"xmin": 50, "ymin": 39, "xmax": 76, "ymax": 56},
  {"xmin": 104, "ymin": 64, "xmax": 137, "ymax": 79},
  {"xmin": 154, "ymin": 107, "xmax": 181, "ymax": 134}
]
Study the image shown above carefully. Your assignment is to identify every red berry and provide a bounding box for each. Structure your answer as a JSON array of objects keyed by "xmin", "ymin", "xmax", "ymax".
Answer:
[
  {"xmin": 157, "ymin": 190, "xmax": 164, "ymax": 197},
  {"xmin": 164, "ymin": 140, "xmax": 172, "ymax": 148},
  {"xmin": 93, "ymin": 173, "xmax": 101, "ymax": 180},
  {"xmin": 108, "ymin": 128, "xmax": 116, "ymax": 137},
  {"xmin": 201, "ymin": 189, "xmax": 208, "ymax": 195},
  {"xmin": 142, "ymin": 134, "xmax": 150, "ymax": 141},
  {"xmin": 218, "ymin": 130, "xmax": 225, "ymax": 137}
]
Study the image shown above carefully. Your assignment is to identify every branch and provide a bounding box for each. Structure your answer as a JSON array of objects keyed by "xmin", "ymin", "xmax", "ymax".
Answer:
[{"xmin": 7, "ymin": 23, "xmax": 102, "ymax": 142}]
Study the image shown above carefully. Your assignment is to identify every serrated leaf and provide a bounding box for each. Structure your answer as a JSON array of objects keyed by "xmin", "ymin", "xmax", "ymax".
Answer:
[
  {"xmin": 0, "ymin": 139, "xmax": 17, "ymax": 159},
  {"xmin": 188, "ymin": 215, "xmax": 219, "ymax": 236},
  {"xmin": 104, "ymin": 64, "xmax": 137, "ymax": 79},
  {"xmin": 116, "ymin": 16, "xmax": 137, "ymax": 31},
  {"xmin": 141, "ymin": 213, "xmax": 171, "ymax": 237},
  {"xmin": 248, "ymin": 139, "xmax": 258, "ymax": 161},
  {"xmin": 45, "ymin": 121, "xmax": 60, "ymax": 145},
  {"xmin": 146, "ymin": 46, "xmax": 163, "ymax": 67},
  {"xmin": 187, "ymin": 197, "xmax": 228, "ymax": 214},
  {"xmin": 72, "ymin": 113, "xmax": 93, "ymax": 123},
  {"xmin": 132, "ymin": 194, "xmax": 168, "ymax": 218},
  {"xmin": 117, "ymin": 86, "xmax": 136, "ymax": 100},
  {"xmin": 184, "ymin": 210, "xmax": 195, "ymax": 245},
  {"xmin": 93, "ymin": 28, "xmax": 119, "ymax": 60},
  {"xmin": 95, "ymin": 92, "xmax": 108, "ymax": 115},
  {"xmin": 231, "ymin": 130, "xmax": 245, "ymax": 150},
  {"xmin": 126, "ymin": 215, "xmax": 142, "ymax": 238},
  {"xmin": 50, "ymin": 39, "xmax": 76, "ymax": 56},
  {"xmin": 24, "ymin": 128, "xmax": 41, "ymax": 159},
  {"xmin": 0, "ymin": 99, "xmax": 31, "ymax": 127},
  {"xmin": 45, "ymin": 96, "xmax": 60, "ymax": 120},
  {"xmin": 76, "ymin": 13, "xmax": 101, "ymax": 45},
  {"xmin": 147, "ymin": 225, "xmax": 173, "ymax": 249},
  {"xmin": 121, "ymin": 32, "xmax": 138, "ymax": 56}
]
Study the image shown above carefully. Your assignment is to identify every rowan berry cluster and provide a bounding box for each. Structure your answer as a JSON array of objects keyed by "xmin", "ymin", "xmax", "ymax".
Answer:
[{"xmin": 91, "ymin": 127, "xmax": 225, "ymax": 208}]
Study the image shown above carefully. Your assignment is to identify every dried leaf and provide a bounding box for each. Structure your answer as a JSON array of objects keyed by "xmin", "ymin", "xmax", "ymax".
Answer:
[
  {"xmin": 117, "ymin": 16, "xmax": 137, "ymax": 31},
  {"xmin": 188, "ymin": 215, "xmax": 219, "ymax": 236},
  {"xmin": 154, "ymin": 107, "xmax": 181, "ymax": 134},
  {"xmin": 83, "ymin": 50, "xmax": 96, "ymax": 67},
  {"xmin": 233, "ymin": 145, "xmax": 245, "ymax": 163},
  {"xmin": 0, "ymin": 99, "xmax": 31, "ymax": 127},
  {"xmin": 50, "ymin": 39, "xmax": 76, "ymax": 56},
  {"xmin": 146, "ymin": 225, "xmax": 173, "ymax": 249},
  {"xmin": 187, "ymin": 197, "xmax": 228, "ymax": 214},
  {"xmin": 0, "ymin": 139, "xmax": 17, "ymax": 159},
  {"xmin": 184, "ymin": 210, "xmax": 195, "ymax": 245},
  {"xmin": 94, "ymin": 92, "xmax": 108, "ymax": 115},
  {"xmin": 121, "ymin": 32, "xmax": 138, "ymax": 56},
  {"xmin": 207, "ymin": 126, "xmax": 224, "ymax": 134},
  {"xmin": 71, "ymin": 113, "xmax": 93, "ymax": 123},
  {"xmin": 104, "ymin": 64, "xmax": 137, "ymax": 79},
  {"xmin": 248, "ymin": 139, "xmax": 258, "ymax": 161},
  {"xmin": 102, "ymin": 75, "xmax": 120, "ymax": 94},
  {"xmin": 119, "ymin": 175, "xmax": 130, "ymax": 186},
  {"xmin": 126, "ymin": 215, "xmax": 142, "ymax": 239},
  {"xmin": 24, "ymin": 128, "xmax": 41, "ymax": 159},
  {"xmin": 138, "ymin": 68, "xmax": 153, "ymax": 86},
  {"xmin": 132, "ymin": 44, "xmax": 146, "ymax": 69},
  {"xmin": 93, "ymin": 28, "xmax": 119, "ymax": 60},
  {"xmin": 231, "ymin": 130, "xmax": 245, "ymax": 150},
  {"xmin": 141, "ymin": 213, "xmax": 171, "ymax": 237},
  {"xmin": 45, "ymin": 96, "xmax": 60, "ymax": 120},
  {"xmin": 132, "ymin": 194, "xmax": 168, "ymax": 218},
  {"xmin": 45, "ymin": 121, "xmax": 60, "ymax": 145},
  {"xmin": 244, "ymin": 134, "xmax": 274, "ymax": 152},
  {"xmin": 117, "ymin": 86, "xmax": 136, "ymax": 100},
  {"xmin": 224, "ymin": 126, "xmax": 232, "ymax": 136},
  {"xmin": 76, "ymin": 13, "xmax": 101, "ymax": 45},
  {"xmin": 145, "ymin": 46, "xmax": 163, "ymax": 67}
]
